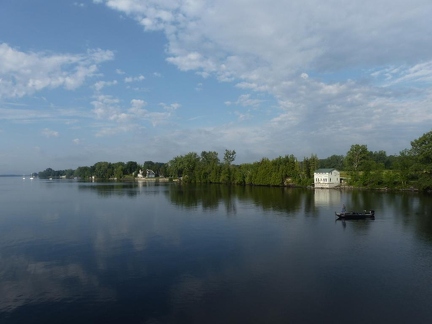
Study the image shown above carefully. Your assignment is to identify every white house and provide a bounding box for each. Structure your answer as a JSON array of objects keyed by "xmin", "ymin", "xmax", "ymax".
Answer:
[{"xmin": 314, "ymin": 168, "xmax": 340, "ymax": 188}]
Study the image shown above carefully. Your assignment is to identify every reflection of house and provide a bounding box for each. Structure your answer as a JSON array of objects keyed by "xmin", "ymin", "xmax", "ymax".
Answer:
[
  {"xmin": 314, "ymin": 188, "xmax": 342, "ymax": 207},
  {"xmin": 146, "ymin": 169, "xmax": 155, "ymax": 178},
  {"xmin": 314, "ymin": 168, "xmax": 340, "ymax": 188}
]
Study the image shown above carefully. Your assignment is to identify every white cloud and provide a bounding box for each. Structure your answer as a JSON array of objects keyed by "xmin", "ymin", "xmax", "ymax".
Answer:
[
  {"xmin": 94, "ymin": 80, "xmax": 118, "ymax": 91},
  {"xmin": 91, "ymin": 94, "xmax": 177, "ymax": 136},
  {"xmin": 130, "ymin": 98, "xmax": 146, "ymax": 109},
  {"xmin": 0, "ymin": 0, "xmax": 422, "ymax": 171},
  {"xmin": 41, "ymin": 128, "xmax": 59, "ymax": 138},
  {"xmin": 0, "ymin": 43, "xmax": 114, "ymax": 99},
  {"xmin": 373, "ymin": 61, "xmax": 432, "ymax": 86},
  {"xmin": 95, "ymin": 0, "xmax": 432, "ymax": 87},
  {"xmin": 128, "ymin": 99, "xmax": 148, "ymax": 117},
  {"xmin": 91, "ymin": 94, "xmax": 122, "ymax": 120},
  {"xmin": 159, "ymin": 102, "xmax": 180, "ymax": 112},
  {"xmin": 91, "ymin": 0, "xmax": 432, "ymax": 157},
  {"xmin": 124, "ymin": 75, "xmax": 145, "ymax": 83}
]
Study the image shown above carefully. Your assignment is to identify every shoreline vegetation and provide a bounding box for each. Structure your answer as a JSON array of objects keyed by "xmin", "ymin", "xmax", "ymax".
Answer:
[{"xmin": 35, "ymin": 130, "xmax": 432, "ymax": 192}]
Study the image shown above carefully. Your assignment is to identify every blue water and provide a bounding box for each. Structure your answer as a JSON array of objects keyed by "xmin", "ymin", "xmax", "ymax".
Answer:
[{"xmin": 1, "ymin": 177, "xmax": 432, "ymax": 323}]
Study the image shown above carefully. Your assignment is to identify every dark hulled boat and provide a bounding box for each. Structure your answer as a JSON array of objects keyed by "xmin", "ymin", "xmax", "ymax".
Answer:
[{"xmin": 335, "ymin": 210, "xmax": 375, "ymax": 220}]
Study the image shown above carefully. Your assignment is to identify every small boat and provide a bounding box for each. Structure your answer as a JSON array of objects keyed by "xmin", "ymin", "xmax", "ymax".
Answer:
[{"xmin": 335, "ymin": 210, "xmax": 375, "ymax": 220}]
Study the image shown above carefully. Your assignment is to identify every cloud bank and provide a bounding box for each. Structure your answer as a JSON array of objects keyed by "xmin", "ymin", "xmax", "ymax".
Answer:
[
  {"xmin": 92, "ymin": 0, "xmax": 432, "ymax": 157},
  {"xmin": 1, "ymin": 1, "xmax": 432, "ymax": 173},
  {"xmin": 0, "ymin": 43, "xmax": 114, "ymax": 99}
]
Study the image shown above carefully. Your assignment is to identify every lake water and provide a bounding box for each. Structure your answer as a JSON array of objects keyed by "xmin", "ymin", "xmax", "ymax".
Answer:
[{"xmin": 1, "ymin": 177, "xmax": 432, "ymax": 323}]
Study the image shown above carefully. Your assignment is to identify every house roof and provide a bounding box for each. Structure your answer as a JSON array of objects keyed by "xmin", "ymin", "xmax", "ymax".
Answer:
[{"xmin": 314, "ymin": 168, "xmax": 337, "ymax": 173}]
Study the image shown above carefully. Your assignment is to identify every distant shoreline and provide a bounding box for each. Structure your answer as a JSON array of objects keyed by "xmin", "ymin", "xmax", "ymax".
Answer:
[{"xmin": 135, "ymin": 177, "xmax": 173, "ymax": 182}]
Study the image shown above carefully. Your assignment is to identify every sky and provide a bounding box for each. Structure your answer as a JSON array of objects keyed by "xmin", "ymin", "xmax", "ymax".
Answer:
[{"xmin": 1, "ymin": 0, "xmax": 432, "ymax": 174}]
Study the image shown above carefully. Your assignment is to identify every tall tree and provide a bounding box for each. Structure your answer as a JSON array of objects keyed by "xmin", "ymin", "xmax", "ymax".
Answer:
[
  {"xmin": 167, "ymin": 156, "xmax": 183, "ymax": 178},
  {"xmin": 75, "ymin": 166, "xmax": 91, "ymax": 179},
  {"xmin": 93, "ymin": 162, "xmax": 113, "ymax": 180},
  {"xmin": 410, "ymin": 130, "xmax": 432, "ymax": 190},
  {"xmin": 394, "ymin": 149, "xmax": 414, "ymax": 186},
  {"xmin": 223, "ymin": 149, "xmax": 236, "ymax": 165},
  {"xmin": 125, "ymin": 161, "xmax": 138, "ymax": 175},
  {"xmin": 345, "ymin": 144, "xmax": 369, "ymax": 171},
  {"xmin": 201, "ymin": 151, "xmax": 220, "ymax": 165},
  {"xmin": 199, "ymin": 151, "xmax": 220, "ymax": 183},
  {"xmin": 114, "ymin": 165, "xmax": 124, "ymax": 180},
  {"xmin": 143, "ymin": 161, "xmax": 155, "ymax": 172}
]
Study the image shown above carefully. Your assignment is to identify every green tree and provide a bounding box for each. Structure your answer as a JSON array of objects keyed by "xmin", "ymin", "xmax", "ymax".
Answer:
[
  {"xmin": 391, "ymin": 150, "xmax": 413, "ymax": 187},
  {"xmin": 220, "ymin": 165, "xmax": 232, "ymax": 184},
  {"xmin": 167, "ymin": 156, "xmax": 183, "ymax": 178},
  {"xmin": 159, "ymin": 164, "xmax": 168, "ymax": 177},
  {"xmin": 168, "ymin": 153, "xmax": 200, "ymax": 182},
  {"xmin": 125, "ymin": 161, "xmax": 138, "ymax": 175},
  {"xmin": 201, "ymin": 151, "xmax": 220, "ymax": 165},
  {"xmin": 300, "ymin": 154, "xmax": 319, "ymax": 184},
  {"xmin": 143, "ymin": 161, "xmax": 155, "ymax": 172},
  {"xmin": 199, "ymin": 151, "xmax": 220, "ymax": 183},
  {"xmin": 38, "ymin": 168, "xmax": 55, "ymax": 179},
  {"xmin": 112, "ymin": 162, "xmax": 125, "ymax": 180},
  {"xmin": 219, "ymin": 150, "xmax": 236, "ymax": 184},
  {"xmin": 223, "ymin": 149, "xmax": 236, "ymax": 165},
  {"xmin": 369, "ymin": 150, "xmax": 391, "ymax": 170},
  {"xmin": 75, "ymin": 166, "xmax": 91, "ymax": 179},
  {"xmin": 252, "ymin": 158, "xmax": 273, "ymax": 185},
  {"xmin": 410, "ymin": 130, "xmax": 432, "ymax": 190},
  {"xmin": 320, "ymin": 155, "xmax": 344, "ymax": 170},
  {"xmin": 183, "ymin": 152, "xmax": 200, "ymax": 181},
  {"xmin": 93, "ymin": 162, "xmax": 113, "ymax": 180},
  {"xmin": 345, "ymin": 144, "xmax": 369, "ymax": 171},
  {"xmin": 65, "ymin": 169, "xmax": 74, "ymax": 179}
]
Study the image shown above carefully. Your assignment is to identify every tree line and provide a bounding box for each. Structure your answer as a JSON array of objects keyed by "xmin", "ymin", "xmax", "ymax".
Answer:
[{"xmin": 37, "ymin": 130, "xmax": 432, "ymax": 191}]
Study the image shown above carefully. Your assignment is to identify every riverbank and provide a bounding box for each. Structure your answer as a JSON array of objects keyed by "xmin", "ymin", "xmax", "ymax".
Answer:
[{"xmin": 135, "ymin": 177, "xmax": 176, "ymax": 182}]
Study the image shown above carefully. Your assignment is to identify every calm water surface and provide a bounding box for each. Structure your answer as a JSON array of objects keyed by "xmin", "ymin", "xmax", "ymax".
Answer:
[{"xmin": 1, "ymin": 177, "xmax": 432, "ymax": 323}]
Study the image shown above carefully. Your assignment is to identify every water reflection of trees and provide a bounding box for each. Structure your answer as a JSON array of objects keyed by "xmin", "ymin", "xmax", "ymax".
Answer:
[
  {"xmin": 237, "ymin": 186, "xmax": 309, "ymax": 214},
  {"xmin": 77, "ymin": 182, "xmax": 142, "ymax": 198},
  {"xmin": 166, "ymin": 184, "xmax": 228, "ymax": 211},
  {"xmin": 341, "ymin": 190, "xmax": 432, "ymax": 240},
  {"xmin": 167, "ymin": 184, "xmax": 308, "ymax": 215},
  {"xmin": 3, "ymin": 182, "xmax": 432, "ymax": 322},
  {"xmin": 411, "ymin": 193, "xmax": 432, "ymax": 243},
  {"xmin": 346, "ymin": 190, "xmax": 384, "ymax": 212},
  {"xmin": 77, "ymin": 182, "xmax": 432, "ymax": 241},
  {"xmin": 375, "ymin": 191, "xmax": 432, "ymax": 242}
]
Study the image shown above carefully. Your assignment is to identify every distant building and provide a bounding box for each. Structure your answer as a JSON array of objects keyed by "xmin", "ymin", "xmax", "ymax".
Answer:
[
  {"xmin": 314, "ymin": 168, "xmax": 340, "ymax": 188},
  {"xmin": 146, "ymin": 169, "xmax": 155, "ymax": 178}
]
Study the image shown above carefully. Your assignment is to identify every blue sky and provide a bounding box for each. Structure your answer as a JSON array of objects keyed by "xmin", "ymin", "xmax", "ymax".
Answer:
[{"xmin": 1, "ymin": 0, "xmax": 431, "ymax": 174}]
